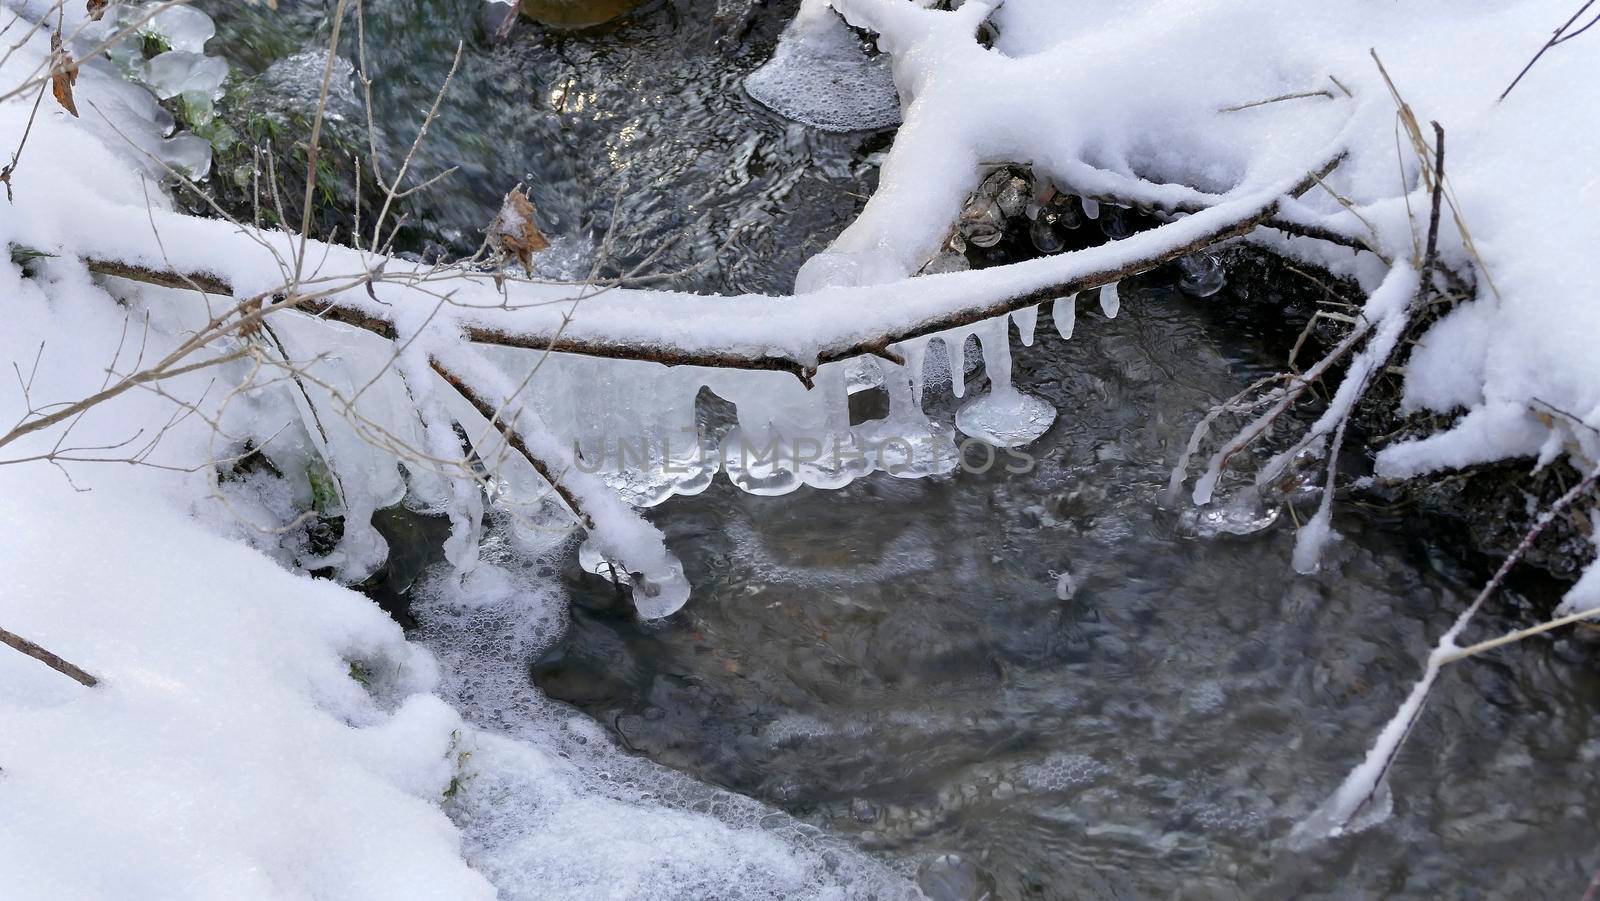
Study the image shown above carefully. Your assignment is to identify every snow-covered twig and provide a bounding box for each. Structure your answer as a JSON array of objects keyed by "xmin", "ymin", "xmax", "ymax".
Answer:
[{"xmin": 77, "ymin": 148, "xmax": 1346, "ymax": 390}]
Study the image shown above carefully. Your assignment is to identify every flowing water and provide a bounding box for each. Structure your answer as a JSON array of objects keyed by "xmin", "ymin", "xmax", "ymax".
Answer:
[
  {"xmin": 536, "ymin": 282, "xmax": 1600, "ymax": 898},
  {"xmin": 206, "ymin": 0, "xmax": 881, "ymax": 293},
  {"xmin": 202, "ymin": 2, "xmax": 1600, "ymax": 897}
]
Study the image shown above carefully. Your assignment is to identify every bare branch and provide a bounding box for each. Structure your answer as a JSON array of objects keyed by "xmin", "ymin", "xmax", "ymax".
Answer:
[{"xmin": 0, "ymin": 624, "xmax": 98, "ymax": 687}]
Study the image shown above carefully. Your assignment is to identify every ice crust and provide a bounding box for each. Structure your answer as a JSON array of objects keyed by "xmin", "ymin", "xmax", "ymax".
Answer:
[{"xmin": 744, "ymin": 0, "xmax": 901, "ymax": 133}]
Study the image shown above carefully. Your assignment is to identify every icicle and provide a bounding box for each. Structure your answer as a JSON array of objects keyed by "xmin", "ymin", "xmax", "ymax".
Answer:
[
  {"xmin": 947, "ymin": 333, "xmax": 967, "ymax": 399},
  {"xmin": 1052, "ymin": 294, "xmax": 1077, "ymax": 340},
  {"xmin": 438, "ymin": 347, "xmax": 692, "ymax": 619},
  {"xmin": 1012, "ymin": 305, "xmax": 1038, "ymax": 347},
  {"xmin": 796, "ymin": 363, "xmax": 872, "ymax": 490},
  {"xmin": 711, "ymin": 370, "xmax": 808, "ymax": 497},
  {"xmin": 502, "ymin": 353, "xmax": 714, "ymax": 508},
  {"xmin": 953, "ymin": 317, "xmax": 1057, "ymax": 448},
  {"xmin": 1099, "ymin": 281, "xmax": 1121, "ymax": 319},
  {"xmin": 980, "ymin": 317, "xmax": 1013, "ymax": 393},
  {"xmin": 1081, "ymin": 197, "xmax": 1100, "ymax": 220},
  {"xmin": 860, "ymin": 357, "xmax": 959, "ymax": 479},
  {"xmin": 898, "ymin": 337, "xmax": 930, "ymax": 407}
]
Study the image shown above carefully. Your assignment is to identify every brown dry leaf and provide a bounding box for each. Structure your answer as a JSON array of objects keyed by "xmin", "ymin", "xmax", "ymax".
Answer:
[
  {"xmin": 489, "ymin": 188, "xmax": 549, "ymax": 273},
  {"xmin": 86, "ymin": 0, "xmax": 108, "ymax": 21},
  {"xmin": 49, "ymin": 32, "xmax": 79, "ymax": 118}
]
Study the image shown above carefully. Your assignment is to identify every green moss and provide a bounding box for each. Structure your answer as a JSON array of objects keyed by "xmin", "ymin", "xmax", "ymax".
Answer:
[
  {"xmin": 307, "ymin": 461, "xmax": 341, "ymax": 516},
  {"xmin": 140, "ymin": 31, "xmax": 172, "ymax": 59}
]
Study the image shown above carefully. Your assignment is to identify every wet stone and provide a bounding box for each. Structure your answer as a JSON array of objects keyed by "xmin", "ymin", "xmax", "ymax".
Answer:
[{"xmin": 916, "ymin": 854, "xmax": 997, "ymax": 901}]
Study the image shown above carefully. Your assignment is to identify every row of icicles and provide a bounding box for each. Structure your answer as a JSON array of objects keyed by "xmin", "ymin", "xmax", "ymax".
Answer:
[
  {"xmin": 534, "ymin": 166, "xmax": 1226, "ymax": 509},
  {"xmin": 527, "ymin": 284, "xmax": 1121, "ymax": 510}
]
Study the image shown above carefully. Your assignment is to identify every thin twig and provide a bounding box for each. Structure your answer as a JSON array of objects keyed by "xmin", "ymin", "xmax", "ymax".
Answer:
[
  {"xmin": 1219, "ymin": 89, "xmax": 1334, "ymax": 113},
  {"xmin": 1499, "ymin": 0, "xmax": 1600, "ymax": 101},
  {"xmin": 0, "ymin": 624, "xmax": 97, "ymax": 686}
]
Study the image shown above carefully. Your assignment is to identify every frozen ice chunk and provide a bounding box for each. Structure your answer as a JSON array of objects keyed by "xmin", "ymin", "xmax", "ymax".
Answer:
[
  {"xmin": 744, "ymin": 0, "xmax": 901, "ymax": 133},
  {"xmin": 794, "ymin": 248, "xmax": 905, "ymax": 292},
  {"xmin": 143, "ymin": 2, "xmax": 217, "ymax": 53},
  {"xmin": 140, "ymin": 51, "xmax": 228, "ymax": 100},
  {"xmin": 159, "ymin": 133, "xmax": 213, "ymax": 180}
]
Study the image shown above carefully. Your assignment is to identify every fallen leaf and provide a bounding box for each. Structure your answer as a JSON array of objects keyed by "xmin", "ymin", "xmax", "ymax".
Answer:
[
  {"xmin": 488, "ymin": 188, "xmax": 549, "ymax": 273},
  {"xmin": 86, "ymin": 0, "xmax": 108, "ymax": 21},
  {"xmin": 49, "ymin": 32, "xmax": 79, "ymax": 118}
]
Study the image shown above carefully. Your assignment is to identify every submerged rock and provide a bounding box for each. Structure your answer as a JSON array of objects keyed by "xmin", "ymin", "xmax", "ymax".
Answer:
[
  {"xmin": 916, "ymin": 854, "xmax": 996, "ymax": 901},
  {"xmin": 519, "ymin": 0, "xmax": 647, "ymax": 29}
]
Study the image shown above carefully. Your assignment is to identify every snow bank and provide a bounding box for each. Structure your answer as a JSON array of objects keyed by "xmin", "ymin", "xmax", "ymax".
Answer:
[{"xmin": 0, "ymin": 471, "xmax": 492, "ymax": 900}]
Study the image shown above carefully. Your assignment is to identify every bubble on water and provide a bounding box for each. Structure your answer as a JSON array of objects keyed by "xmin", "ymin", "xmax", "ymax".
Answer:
[
  {"xmin": 1178, "ymin": 251, "xmax": 1227, "ymax": 297},
  {"xmin": 1014, "ymin": 752, "xmax": 1110, "ymax": 793},
  {"xmin": 1030, "ymin": 215, "xmax": 1066, "ymax": 253},
  {"xmin": 1184, "ymin": 681, "xmax": 1226, "ymax": 715}
]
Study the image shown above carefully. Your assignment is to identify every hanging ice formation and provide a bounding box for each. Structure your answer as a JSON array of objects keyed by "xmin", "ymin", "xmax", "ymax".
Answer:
[{"xmin": 490, "ymin": 301, "xmax": 1078, "ymax": 508}]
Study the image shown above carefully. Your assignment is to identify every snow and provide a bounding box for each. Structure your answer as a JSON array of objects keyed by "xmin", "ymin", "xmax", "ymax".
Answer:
[{"xmin": 0, "ymin": 473, "xmax": 494, "ymax": 900}]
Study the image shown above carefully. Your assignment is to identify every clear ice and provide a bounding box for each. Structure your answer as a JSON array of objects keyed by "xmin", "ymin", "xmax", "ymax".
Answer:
[
  {"xmin": 487, "ymin": 297, "xmax": 1066, "ymax": 507},
  {"xmin": 953, "ymin": 317, "xmax": 1057, "ymax": 448},
  {"xmin": 1099, "ymin": 282, "xmax": 1121, "ymax": 319}
]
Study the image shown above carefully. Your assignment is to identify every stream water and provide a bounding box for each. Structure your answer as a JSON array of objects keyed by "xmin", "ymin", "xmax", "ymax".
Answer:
[{"xmin": 202, "ymin": 1, "xmax": 1600, "ymax": 897}]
